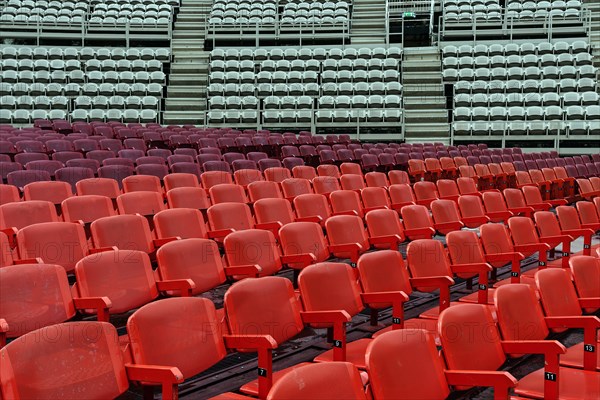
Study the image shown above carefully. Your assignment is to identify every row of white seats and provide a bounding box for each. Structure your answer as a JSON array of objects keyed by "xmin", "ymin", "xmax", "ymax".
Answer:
[
  {"xmin": 444, "ymin": 8, "xmax": 581, "ymax": 23},
  {"xmin": 0, "ymin": 108, "xmax": 158, "ymax": 123},
  {"xmin": 0, "ymin": 59, "xmax": 164, "ymax": 72},
  {"xmin": 206, "ymin": 94, "xmax": 402, "ymax": 110},
  {"xmin": 1, "ymin": 70, "xmax": 166, "ymax": 84},
  {"xmin": 452, "ymin": 120, "xmax": 599, "ymax": 135},
  {"xmin": 209, "ymin": 47, "xmax": 402, "ymax": 61},
  {"xmin": 0, "ymin": 82, "xmax": 163, "ymax": 97},
  {"xmin": 208, "ymin": 70, "xmax": 400, "ymax": 85},
  {"xmin": 454, "ymin": 92, "xmax": 600, "ymax": 107},
  {"xmin": 452, "ymin": 78, "xmax": 597, "ymax": 93},
  {"xmin": 453, "ymin": 105, "xmax": 600, "ymax": 121},
  {"xmin": 506, "ymin": 0, "xmax": 581, "ymax": 11},
  {"xmin": 209, "ymin": 58, "xmax": 399, "ymax": 72},
  {"xmin": 1, "ymin": 95, "xmax": 159, "ymax": 110},
  {"xmin": 206, "ymin": 82, "xmax": 403, "ymax": 97},
  {"xmin": 443, "ymin": 68, "xmax": 597, "ymax": 82},
  {"xmin": 205, "ymin": 109, "xmax": 401, "ymax": 124},
  {"xmin": 442, "ymin": 41, "xmax": 588, "ymax": 57},
  {"xmin": 443, "ymin": 53, "xmax": 593, "ymax": 68},
  {"xmin": 0, "ymin": 46, "xmax": 170, "ymax": 61}
]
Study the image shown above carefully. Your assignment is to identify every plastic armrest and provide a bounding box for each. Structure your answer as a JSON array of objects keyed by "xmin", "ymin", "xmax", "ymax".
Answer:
[
  {"xmin": 328, "ymin": 242, "xmax": 364, "ymax": 263},
  {"xmin": 403, "ymin": 226, "xmax": 436, "ymax": 237},
  {"xmin": 125, "ymin": 364, "xmax": 183, "ymax": 400},
  {"xmin": 579, "ymin": 298, "xmax": 600, "ymax": 308},
  {"xmin": 13, "ymin": 257, "xmax": 44, "ymax": 264},
  {"xmin": 280, "ymin": 253, "xmax": 317, "ymax": 269},
  {"xmin": 295, "ymin": 215, "xmax": 323, "ymax": 224},
  {"xmin": 444, "ymin": 370, "xmax": 517, "ymax": 397},
  {"xmin": 485, "ymin": 211, "xmax": 514, "ymax": 220},
  {"xmin": 156, "ymin": 279, "xmax": 195, "ymax": 297},
  {"xmin": 361, "ymin": 291, "xmax": 409, "ymax": 329},
  {"xmin": 485, "ymin": 252, "xmax": 525, "ymax": 263},
  {"xmin": 223, "ymin": 334, "xmax": 278, "ymax": 350},
  {"xmin": 540, "ymin": 234, "xmax": 574, "ymax": 247},
  {"xmin": 451, "ymin": 263, "xmax": 492, "ymax": 303},
  {"xmin": 529, "ymin": 202, "xmax": 552, "ymax": 211},
  {"xmin": 545, "ymin": 315, "xmax": 600, "ymax": 371},
  {"xmin": 410, "ymin": 276, "xmax": 453, "ymax": 312},
  {"xmin": 89, "ymin": 246, "xmax": 119, "ymax": 254},
  {"xmin": 364, "ymin": 205, "xmax": 388, "ymax": 213},
  {"xmin": 0, "ymin": 318, "xmax": 8, "ymax": 348},
  {"xmin": 0, "ymin": 227, "xmax": 17, "ymax": 238},
  {"xmin": 581, "ymin": 223, "xmax": 600, "ymax": 231},
  {"xmin": 433, "ymin": 221, "xmax": 464, "ymax": 231},
  {"xmin": 462, "ymin": 216, "xmax": 491, "ymax": 225},
  {"xmin": 368, "ymin": 234, "xmax": 403, "ymax": 249},
  {"xmin": 153, "ymin": 237, "xmax": 180, "ymax": 247},
  {"xmin": 561, "ymin": 228, "xmax": 594, "ymax": 238},
  {"xmin": 223, "ymin": 264, "xmax": 262, "ymax": 278},
  {"xmin": 254, "ymin": 221, "xmax": 283, "ymax": 232},
  {"xmin": 332, "ymin": 210, "xmax": 359, "ymax": 217},
  {"xmin": 301, "ymin": 310, "xmax": 351, "ymax": 362},
  {"xmin": 207, "ymin": 228, "xmax": 235, "ymax": 240},
  {"xmin": 73, "ymin": 297, "xmax": 112, "ymax": 322},
  {"xmin": 508, "ymin": 206, "xmax": 535, "ymax": 216}
]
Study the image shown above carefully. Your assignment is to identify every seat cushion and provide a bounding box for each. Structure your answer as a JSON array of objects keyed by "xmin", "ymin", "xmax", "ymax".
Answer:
[
  {"xmin": 560, "ymin": 341, "xmax": 600, "ymax": 371},
  {"xmin": 515, "ymin": 366, "xmax": 600, "ymax": 400},
  {"xmin": 372, "ymin": 318, "xmax": 441, "ymax": 345},
  {"xmin": 240, "ymin": 362, "xmax": 313, "ymax": 396},
  {"xmin": 420, "ymin": 302, "xmax": 497, "ymax": 321},
  {"xmin": 312, "ymin": 338, "xmax": 372, "ymax": 369},
  {"xmin": 458, "ymin": 288, "xmax": 497, "ymax": 304}
]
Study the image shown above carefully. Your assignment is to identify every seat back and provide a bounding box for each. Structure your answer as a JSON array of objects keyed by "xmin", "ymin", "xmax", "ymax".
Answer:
[
  {"xmin": 431, "ymin": 199, "xmax": 462, "ymax": 234},
  {"xmin": 247, "ymin": 181, "xmax": 282, "ymax": 202},
  {"xmin": 401, "ymin": 205, "xmax": 434, "ymax": 239},
  {"xmin": 254, "ymin": 198, "xmax": 295, "ymax": 226},
  {"xmin": 413, "ymin": 181, "xmax": 438, "ymax": 203},
  {"xmin": 279, "ymin": 222, "xmax": 330, "ymax": 267},
  {"xmin": 367, "ymin": 329, "xmax": 450, "ymax": 399},
  {"xmin": 224, "ymin": 229, "xmax": 282, "ymax": 277},
  {"xmin": 361, "ymin": 187, "xmax": 390, "ymax": 209},
  {"xmin": 122, "ymin": 175, "xmax": 162, "ymax": 193},
  {"xmin": 522, "ymin": 185, "xmax": 544, "ymax": 205},
  {"xmin": 292, "ymin": 165, "xmax": 317, "ymax": 180},
  {"xmin": 209, "ymin": 183, "xmax": 248, "ymax": 204},
  {"xmin": 234, "ymin": 169, "xmax": 264, "ymax": 186},
  {"xmin": 266, "ymin": 362, "xmax": 367, "ymax": 400},
  {"xmin": 340, "ymin": 174, "xmax": 365, "ymax": 191},
  {"xmin": 437, "ymin": 179, "xmax": 460, "ymax": 199},
  {"xmin": 439, "ymin": 304, "xmax": 507, "ymax": 373},
  {"xmin": 503, "ymin": 188, "xmax": 527, "ymax": 208},
  {"xmin": 76, "ymin": 177, "xmax": 121, "ymax": 199},
  {"xmin": 313, "ymin": 176, "xmax": 341, "ymax": 195},
  {"xmin": 23, "ymin": 181, "xmax": 72, "ymax": 204},
  {"xmin": 555, "ymin": 205, "xmax": 583, "ymax": 230},
  {"xmin": 127, "ymin": 297, "xmax": 226, "ymax": 379},
  {"xmin": 482, "ymin": 191, "xmax": 508, "ymax": 213},
  {"xmin": 75, "ymin": 250, "xmax": 158, "ymax": 314},
  {"xmin": 62, "ymin": 195, "xmax": 116, "ymax": 224},
  {"xmin": 0, "ymin": 184, "xmax": 20, "ymax": 205},
  {"xmin": 569, "ymin": 255, "xmax": 600, "ymax": 312},
  {"xmin": 575, "ymin": 201, "xmax": 599, "ymax": 225},
  {"xmin": 330, "ymin": 190, "xmax": 364, "ymax": 218},
  {"xmin": 225, "ymin": 276, "xmax": 304, "ymax": 344},
  {"xmin": 358, "ymin": 250, "xmax": 412, "ymax": 300},
  {"xmin": 507, "ymin": 216, "xmax": 540, "ymax": 245},
  {"xmin": 298, "ymin": 262, "xmax": 364, "ymax": 319},
  {"xmin": 317, "ymin": 164, "xmax": 340, "ymax": 178},
  {"xmin": 207, "ymin": 203, "xmax": 254, "ymax": 232},
  {"xmin": 480, "ymin": 224, "xmax": 516, "ymax": 268},
  {"xmin": 406, "ymin": 240, "xmax": 453, "ymax": 288},
  {"xmin": 340, "ymin": 162, "xmax": 362, "ymax": 176},
  {"xmin": 325, "ymin": 215, "xmax": 369, "ymax": 259},
  {"xmin": 533, "ymin": 211, "xmax": 562, "ymax": 237},
  {"xmin": 293, "ymin": 193, "xmax": 331, "ymax": 222},
  {"xmin": 201, "ymin": 170, "xmax": 233, "ymax": 189},
  {"xmin": 163, "ymin": 173, "xmax": 199, "ymax": 191},
  {"xmin": 154, "ymin": 209, "xmax": 208, "ymax": 240},
  {"xmin": 0, "ymin": 322, "xmax": 128, "ymax": 399},
  {"xmin": 264, "ymin": 167, "xmax": 291, "ymax": 183},
  {"xmin": 456, "ymin": 177, "xmax": 478, "ymax": 195},
  {"xmin": 17, "ymin": 222, "xmax": 89, "ymax": 272},
  {"xmin": 117, "ymin": 191, "xmax": 166, "ymax": 216},
  {"xmin": 495, "ymin": 284, "xmax": 550, "ymax": 342},
  {"xmin": 446, "ymin": 230, "xmax": 486, "ymax": 266},
  {"xmin": 535, "ymin": 268, "xmax": 583, "ymax": 322},
  {"xmin": 281, "ymin": 178, "xmax": 312, "ymax": 199},
  {"xmin": 388, "ymin": 184, "xmax": 415, "ymax": 206},
  {"xmin": 365, "ymin": 172, "xmax": 388, "ymax": 188},
  {"xmin": 365, "ymin": 208, "xmax": 404, "ymax": 242},
  {"xmin": 156, "ymin": 239, "xmax": 224, "ymax": 296},
  {"xmin": 388, "ymin": 170, "xmax": 409, "ymax": 185},
  {"xmin": 0, "ymin": 200, "xmax": 58, "ymax": 230},
  {"xmin": 0, "ymin": 263, "xmax": 76, "ymax": 337},
  {"xmin": 458, "ymin": 195, "xmax": 486, "ymax": 220},
  {"xmin": 166, "ymin": 187, "xmax": 211, "ymax": 210},
  {"xmin": 91, "ymin": 214, "xmax": 154, "ymax": 254}
]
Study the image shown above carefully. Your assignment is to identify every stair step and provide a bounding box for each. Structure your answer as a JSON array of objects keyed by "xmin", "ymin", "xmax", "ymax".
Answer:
[
  {"xmin": 167, "ymin": 86, "xmax": 206, "ymax": 98},
  {"xmin": 163, "ymin": 112, "xmax": 206, "ymax": 125},
  {"xmin": 165, "ymin": 98, "xmax": 206, "ymax": 111},
  {"xmin": 404, "ymin": 109, "xmax": 448, "ymax": 123}
]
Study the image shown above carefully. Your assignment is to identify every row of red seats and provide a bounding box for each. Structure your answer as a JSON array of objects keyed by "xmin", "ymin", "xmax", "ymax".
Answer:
[{"xmin": 2, "ymin": 250, "xmax": 598, "ymax": 399}]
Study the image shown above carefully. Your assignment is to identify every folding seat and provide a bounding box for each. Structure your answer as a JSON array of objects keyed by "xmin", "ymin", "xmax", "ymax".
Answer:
[
  {"xmin": 22, "ymin": 180, "xmax": 72, "ymax": 207},
  {"xmin": 340, "ymin": 162, "xmax": 363, "ymax": 176},
  {"xmin": 575, "ymin": 201, "xmax": 600, "ymax": 232},
  {"xmin": 293, "ymin": 193, "xmax": 333, "ymax": 226},
  {"xmin": 117, "ymin": 191, "xmax": 166, "ymax": 218},
  {"xmin": 121, "ymin": 174, "xmax": 162, "ymax": 194},
  {"xmin": 386, "ymin": 183, "xmax": 416, "ymax": 210},
  {"xmin": 339, "ymin": 174, "xmax": 366, "ymax": 192},
  {"xmin": 551, "ymin": 206, "xmax": 598, "ymax": 256},
  {"xmin": 399, "ymin": 205, "xmax": 439, "ymax": 241},
  {"xmin": 245, "ymin": 180, "xmax": 282, "ymax": 203},
  {"xmin": 436, "ymin": 179, "xmax": 461, "ymax": 203},
  {"xmin": 312, "ymin": 176, "xmax": 341, "ymax": 197},
  {"xmin": 200, "ymin": 170, "xmax": 233, "ymax": 191},
  {"xmin": 90, "ymin": 214, "xmax": 174, "ymax": 257},
  {"xmin": 205, "ymin": 202, "xmax": 256, "ymax": 242},
  {"xmin": 503, "ymin": 187, "xmax": 549, "ymax": 214},
  {"xmin": 412, "ymin": 181, "xmax": 439, "ymax": 208},
  {"xmin": 163, "ymin": 173, "xmax": 199, "ymax": 192},
  {"xmin": 75, "ymin": 177, "xmax": 121, "ymax": 201},
  {"xmin": 576, "ymin": 178, "xmax": 600, "ymax": 200},
  {"xmin": 0, "ymin": 320, "xmax": 181, "ymax": 399},
  {"xmin": 429, "ymin": 199, "xmax": 466, "ymax": 235},
  {"xmin": 387, "ymin": 170, "xmax": 409, "ymax": 186},
  {"xmin": 523, "ymin": 185, "xmax": 567, "ymax": 209},
  {"xmin": 62, "ymin": 194, "xmax": 116, "ymax": 228},
  {"xmin": 209, "ymin": 183, "xmax": 248, "ymax": 205},
  {"xmin": 438, "ymin": 303, "xmax": 599, "ymax": 400},
  {"xmin": 24, "ymin": 159, "xmax": 64, "ymax": 178},
  {"xmin": 166, "ymin": 187, "xmax": 211, "ymax": 211}
]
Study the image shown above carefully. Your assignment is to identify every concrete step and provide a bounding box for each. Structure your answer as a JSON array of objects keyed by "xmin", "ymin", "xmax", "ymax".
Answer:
[
  {"xmin": 402, "ymin": 60, "xmax": 440, "ymax": 72},
  {"xmin": 167, "ymin": 86, "xmax": 206, "ymax": 97},
  {"xmin": 165, "ymin": 98, "xmax": 206, "ymax": 111},
  {"xmin": 403, "ymin": 97, "xmax": 447, "ymax": 110},
  {"xmin": 402, "ymin": 83, "xmax": 444, "ymax": 96},
  {"xmin": 170, "ymin": 63, "xmax": 207, "ymax": 74},
  {"xmin": 163, "ymin": 111, "xmax": 206, "ymax": 125},
  {"xmin": 169, "ymin": 74, "xmax": 207, "ymax": 85},
  {"xmin": 172, "ymin": 30, "xmax": 206, "ymax": 40},
  {"xmin": 404, "ymin": 123, "xmax": 450, "ymax": 138},
  {"xmin": 402, "ymin": 72, "xmax": 440, "ymax": 84},
  {"xmin": 403, "ymin": 109, "xmax": 448, "ymax": 123}
]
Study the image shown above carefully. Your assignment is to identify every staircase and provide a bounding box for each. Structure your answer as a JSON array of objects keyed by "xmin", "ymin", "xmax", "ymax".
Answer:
[
  {"xmin": 350, "ymin": 0, "xmax": 386, "ymax": 44},
  {"xmin": 401, "ymin": 47, "xmax": 449, "ymax": 143},
  {"xmin": 162, "ymin": 0, "xmax": 211, "ymax": 125},
  {"xmin": 582, "ymin": 0, "xmax": 600, "ymax": 69}
]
